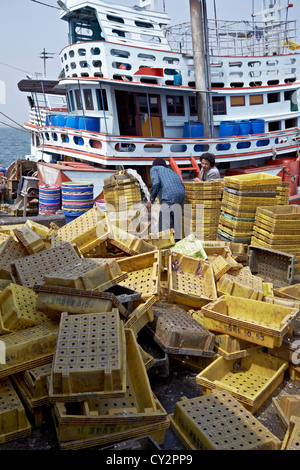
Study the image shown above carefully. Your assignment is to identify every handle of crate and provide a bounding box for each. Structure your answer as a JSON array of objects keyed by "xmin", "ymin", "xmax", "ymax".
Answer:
[{"xmin": 280, "ymin": 313, "xmax": 299, "ymax": 329}]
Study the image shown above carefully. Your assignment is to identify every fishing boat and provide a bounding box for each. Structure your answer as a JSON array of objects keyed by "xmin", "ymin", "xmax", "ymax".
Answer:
[{"xmin": 17, "ymin": 0, "xmax": 300, "ymax": 192}]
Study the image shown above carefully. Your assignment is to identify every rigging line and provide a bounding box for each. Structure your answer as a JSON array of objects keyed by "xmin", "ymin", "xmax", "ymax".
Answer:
[
  {"xmin": 0, "ymin": 121, "xmax": 33, "ymax": 134},
  {"xmin": 0, "ymin": 61, "xmax": 32, "ymax": 75},
  {"xmin": 0, "ymin": 111, "xmax": 29, "ymax": 131},
  {"xmin": 30, "ymin": 0, "xmax": 60, "ymax": 9}
]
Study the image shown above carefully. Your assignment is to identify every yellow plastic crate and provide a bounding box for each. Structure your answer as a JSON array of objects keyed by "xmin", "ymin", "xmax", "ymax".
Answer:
[
  {"xmin": 0, "ymin": 236, "xmax": 29, "ymax": 273},
  {"xmin": 216, "ymin": 270, "xmax": 264, "ymax": 301},
  {"xmin": 218, "ymin": 224, "xmax": 253, "ymax": 238},
  {"xmin": 170, "ymin": 390, "xmax": 281, "ymax": 450},
  {"xmin": 214, "ymin": 334, "xmax": 262, "ymax": 360},
  {"xmin": 168, "ymin": 252, "xmax": 217, "ymax": 309},
  {"xmin": 219, "ymin": 214, "xmax": 254, "ymax": 231},
  {"xmin": 201, "ymin": 295, "xmax": 299, "ymax": 348},
  {"xmin": 13, "ymin": 226, "xmax": 47, "ymax": 254},
  {"xmin": 117, "ymin": 251, "xmax": 161, "ymax": 299},
  {"xmin": 142, "ymin": 229, "xmax": 175, "ymax": 249},
  {"xmin": 108, "ymin": 227, "xmax": 156, "ymax": 256},
  {"xmin": 253, "ymin": 225, "xmax": 300, "ymax": 241},
  {"xmin": 272, "ymin": 394, "xmax": 300, "ymax": 430},
  {"xmin": 123, "ymin": 295, "xmax": 156, "ymax": 337},
  {"xmin": 256, "ymin": 205, "xmax": 300, "ymax": 222},
  {"xmin": 0, "ymin": 320, "xmax": 58, "ymax": 379},
  {"xmin": 281, "ymin": 416, "xmax": 300, "ymax": 450},
  {"xmin": 0, "ymin": 283, "xmax": 50, "ymax": 334},
  {"xmin": 43, "ymin": 258, "xmax": 127, "ymax": 292},
  {"xmin": 48, "ymin": 310, "xmax": 127, "ymax": 402},
  {"xmin": 0, "ymin": 377, "xmax": 31, "ymax": 444},
  {"xmin": 224, "ymin": 173, "xmax": 281, "ymax": 187},
  {"xmin": 196, "ymin": 353, "xmax": 288, "ymax": 413}
]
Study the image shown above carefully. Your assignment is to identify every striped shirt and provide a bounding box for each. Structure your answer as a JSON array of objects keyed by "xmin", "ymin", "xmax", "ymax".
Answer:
[{"xmin": 150, "ymin": 166, "xmax": 185, "ymax": 205}]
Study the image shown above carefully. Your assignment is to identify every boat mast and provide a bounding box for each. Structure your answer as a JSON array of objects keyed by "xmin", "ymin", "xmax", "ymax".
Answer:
[{"xmin": 189, "ymin": 0, "xmax": 212, "ymax": 137}]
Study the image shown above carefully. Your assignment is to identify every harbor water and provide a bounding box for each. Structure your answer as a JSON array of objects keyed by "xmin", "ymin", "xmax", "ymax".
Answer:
[{"xmin": 0, "ymin": 126, "xmax": 31, "ymax": 168}]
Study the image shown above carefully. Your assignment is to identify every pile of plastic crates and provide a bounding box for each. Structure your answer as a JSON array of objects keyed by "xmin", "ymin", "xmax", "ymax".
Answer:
[
  {"xmin": 218, "ymin": 173, "xmax": 281, "ymax": 244},
  {"xmin": 251, "ymin": 204, "xmax": 300, "ymax": 275},
  {"xmin": 183, "ymin": 180, "xmax": 223, "ymax": 240}
]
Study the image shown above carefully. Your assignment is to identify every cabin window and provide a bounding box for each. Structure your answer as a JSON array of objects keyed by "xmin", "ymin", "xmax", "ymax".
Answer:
[
  {"xmin": 112, "ymin": 29, "xmax": 131, "ymax": 39},
  {"xmin": 78, "ymin": 48, "xmax": 87, "ymax": 56},
  {"xmin": 213, "ymin": 96, "xmax": 226, "ymax": 115},
  {"xmin": 250, "ymin": 94, "xmax": 263, "ymax": 105},
  {"xmin": 107, "ymin": 15, "xmax": 124, "ymax": 24},
  {"xmin": 230, "ymin": 96, "xmax": 245, "ymax": 107},
  {"xmin": 269, "ymin": 121, "xmax": 281, "ymax": 131},
  {"xmin": 110, "ymin": 49, "xmax": 130, "ymax": 58},
  {"xmin": 96, "ymin": 89, "xmax": 108, "ymax": 111},
  {"xmin": 163, "ymin": 57, "xmax": 180, "ymax": 65},
  {"xmin": 83, "ymin": 89, "xmax": 94, "ymax": 110},
  {"xmin": 189, "ymin": 96, "xmax": 198, "ymax": 116},
  {"xmin": 135, "ymin": 20, "xmax": 154, "ymax": 28},
  {"xmin": 75, "ymin": 89, "xmax": 83, "ymax": 110},
  {"xmin": 285, "ymin": 118, "xmax": 297, "ymax": 128},
  {"xmin": 137, "ymin": 94, "xmax": 160, "ymax": 114},
  {"xmin": 138, "ymin": 53, "xmax": 156, "ymax": 62},
  {"xmin": 91, "ymin": 47, "xmax": 101, "ymax": 55},
  {"xmin": 166, "ymin": 95, "xmax": 184, "ymax": 115},
  {"xmin": 267, "ymin": 92, "xmax": 280, "ymax": 103}
]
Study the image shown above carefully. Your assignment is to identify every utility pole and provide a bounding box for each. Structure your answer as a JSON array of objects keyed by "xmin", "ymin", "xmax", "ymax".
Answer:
[
  {"xmin": 189, "ymin": 0, "xmax": 212, "ymax": 137},
  {"xmin": 40, "ymin": 48, "xmax": 55, "ymax": 78}
]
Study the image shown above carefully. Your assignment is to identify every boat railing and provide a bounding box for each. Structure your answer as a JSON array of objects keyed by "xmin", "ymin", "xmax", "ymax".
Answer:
[
  {"xmin": 166, "ymin": 19, "xmax": 298, "ymax": 57},
  {"xmin": 38, "ymin": 125, "xmax": 299, "ymax": 164}
]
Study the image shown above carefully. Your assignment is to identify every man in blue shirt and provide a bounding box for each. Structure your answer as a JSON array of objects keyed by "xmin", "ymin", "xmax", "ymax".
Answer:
[{"xmin": 146, "ymin": 158, "xmax": 185, "ymax": 241}]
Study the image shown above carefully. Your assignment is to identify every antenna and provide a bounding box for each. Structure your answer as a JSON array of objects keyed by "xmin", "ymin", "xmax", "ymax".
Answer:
[{"xmin": 39, "ymin": 48, "xmax": 56, "ymax": 78}]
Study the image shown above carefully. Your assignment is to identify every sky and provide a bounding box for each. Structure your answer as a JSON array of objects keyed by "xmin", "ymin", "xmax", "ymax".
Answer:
[{"xmin": 0, "ymin": 0, "xmax": 300, "ymax": 126}]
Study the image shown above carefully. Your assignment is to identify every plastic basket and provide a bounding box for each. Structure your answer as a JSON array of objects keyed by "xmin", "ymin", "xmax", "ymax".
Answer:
[{"xmin": 196, "ymin": 353, "xmax": 288, "ymax": 413}]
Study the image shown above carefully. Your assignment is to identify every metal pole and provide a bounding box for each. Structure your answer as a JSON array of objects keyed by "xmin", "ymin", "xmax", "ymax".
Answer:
[{"xmin": 189, "ymin": 0, "xmax": 209, "ymax": 137}]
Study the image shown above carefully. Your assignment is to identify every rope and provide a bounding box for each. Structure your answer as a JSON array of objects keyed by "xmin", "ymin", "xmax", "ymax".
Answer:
[
  {"xmin": 0, "ymin": 111, "xmax": 29, "ymax": 131},
  {"xmin": 0, "ymin": 121, "xmax": 32, "ymax": 134}
]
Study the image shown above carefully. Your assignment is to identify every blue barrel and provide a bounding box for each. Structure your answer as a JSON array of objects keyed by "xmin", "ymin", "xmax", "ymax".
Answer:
[
  {"xmin": 183, "ymin": 122, "xmax": 204, "ymax": 151},
  {"xmin": 250, "ymin": 119, "xmax": 268, "ymax": 146},
  {"xmin": 218, "ymin": 120, "xmax": 239, "ymax": 150},
  {"xmin": 45, "ymin": 115, "xmax": 50, "ymax": 126},
  {"xmin": 61, "ymin": 182, "xmax": 94, "ymax": 222},
  {"xmin": 66, "ymin": 116, "xmax": 79, "ymax": 129},
  {"xmin": 78, "ymin": 116, "xmax": 100, "ymax": 132},
  {"xmin": 238, "ymin": 120, "xmax": 252, "ymax": 149},
  {"xmin": 39, "ymin": 184, "xmax": 61, "ymax": 215},
  {"xmin": 56, "ymin": 115, "xmax": 67, "ymax": 127},
  {"xmin": 49, "ymin": 115, "xmax": 58, "ymax": 126}
]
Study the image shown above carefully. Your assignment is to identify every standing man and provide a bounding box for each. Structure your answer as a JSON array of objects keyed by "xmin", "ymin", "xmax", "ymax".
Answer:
[
  {"xmin": 146, "ymin": 158, "xmax": 185, "ymax": 241},
  {"xmin": 194, "ymin": 153, "xmax": 220, "ymax": 182}
]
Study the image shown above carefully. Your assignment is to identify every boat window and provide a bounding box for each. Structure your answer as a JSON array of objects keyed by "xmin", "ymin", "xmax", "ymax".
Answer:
[
  {"xmin": 269, "ymin": 121, "xmax": 281, "ymax": 131},
  {"xmin": 230, "ymin": 96, "xmax": 245, "ymax": 107},
  {"xmin": 110, "ymin": 49, "xmax": 130, "ymax": 58},
  {"xmin": 83, "ymin": 89, "xmax": 94, "ymax": 110},
  {"xmin": 71, "ymin": 62, "xmax": 77, "ymax": 69},
  {"xmin": 165, "ymin": 68, "xmax": 181, "ymax": 76},
  {"xmin": 137, "ymin": 94, "xmax": 160, "ymax": 115},
  {"xmin": 163, "ymin": 57, "xmax": 180, "ymax": 65},
  {"xmin": 107, "ymin": 15, "xmax": 124, "ymax": 24},
  {"xmin": 75, "ymin": 89, "xmax": 83, "ymax": 110},
  {"xmin": 250, "ymin": 94, "xmax": 263, "ymax": 105},
  {"xmin": 135, "ymin": 20, "xmax": 154, "ymax": 28},
  {"xmin": 90, "ymin": 140, "xmax": 102, "ymax": 149},
  {"xmin": 69, "ymin": 50, "xmax": 75, "ymax": 58},
  {"xmin": 285, "ymin": 118, "xmax": 297, "ymax": 128},
  {"xmin": 267, "ymin": 92, "xmax": 280, "ymax": 103},
  {"xmin": 112, "ymin": 29, "xmax": 131, "ymax": 39},
  {"xmin": 80, "ymin": 61, "xmax": 88, "ymax": 68},
  {"xmin": 92, "ymin": 60, "xmax": 102, "ymax": 69},
  {"xmin": 138, "ymin": 53, "xmax": 156, "ymax": 61},
  {"xmin": 166, "ymin": 95, "xmax": 185, "ymax": 115},
  {"xmin": 112, "ymin": 62, "xmax": 132, "ymax": 70},
  {"xmin": 229, "ymin": 61, "xmax": 243, "ymax": 67},
  {"xmin": 91, "ymin": 47, "xmax": 101, "ymax": 55},
  {"xmin": 266, "ymin": 59, "xmax": 278, "ymax": 66},
  {"xmin": 213, "ymin": 96, "xmax": 226, "ymax": 115},
  {"xmin": 189, "ymin": 96, "xmax": 198, "ymax": 116},
  {"xmin": 96, "ymin": 89, "xmax": 108, "ymax": 111},
  {"xmin": 78, "ymin": 48, "xmax": 87, "ymax": 56}
]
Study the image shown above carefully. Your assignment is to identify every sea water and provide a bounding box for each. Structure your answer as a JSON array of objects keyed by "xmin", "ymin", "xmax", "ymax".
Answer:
[{"xmin": 0, "ymin": 126, "xmax": 31, "ymax": 169}]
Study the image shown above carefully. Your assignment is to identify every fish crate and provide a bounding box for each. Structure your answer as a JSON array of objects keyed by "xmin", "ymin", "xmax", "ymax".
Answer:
[
  {"xmin": 169, "ymin": 353, "xmax": 218, "ymax": 374},
  {"xmin": 169, "ymin": 390, "xmax": 281, "ymax": 450},
  {"xmin": 43, "ymin": 258, "xmax": 127, "ymax": 292},
  {"xmin": 253, "ymin": 225, "xmax": 300, "ymax": 241},
  {"xmin": 222, "ymin": 193, "xmax": 277, "ymax": 208},
  {"xmin": 201, "ymin": 294, "xmax": 299, "ymax": 348},
  {"xmin": 105, "ymin": 284, "xmax": 141, "ymax": 314},
  {"xmin": 12, "ymin": 242, "xmax": 82, "ymax": 288},
  {"xmin": 219, "ymin": 214, "xmax": 255, "ymax": 231},
  {"xmin": 146, "ymin": 307, "xmax": 216, "ymax": 357},
  {"xmin": 168, "ymin": 252, "xmax": 217, "ymax": 309},
  {"xmin": 50, "ymin": 206, "xmax": 107, "ymax": 248},
  {"xmin": 256, "ymin": 204, "xmax": 300, "ymax": 222},
  {"xmin": 108, "ymin": 227, "xmax": 156, "ymax": 256},
  {"xmin": 214, "ymin": 334, "xmax": 262, "ymax": 360},
  {"xmin": 211, "ymin": 255, "xmax": 233, "ymax": 281},
  {"xmin": 34, "ymin": 284, "xmax": 129, "ymax": 320},
  {"xmin": 281, "ymin": 416, "xmax": 300, "ymax": 450},
  {"xmin": 52, "ymin": 328, "xmax": 168, "ymax": 442},
  {"xmin": 100, "ymin": 436, "xmax": 161, "ymax": 451},
  {"xmin": 221, "ymin": 203, "xmax": 257, "ymax": 219},
  {"xmin": 142, "ymin": 229, "xmax": 175, "ymax": 249},
  {"xmin": 184, "ymin": 180, "xmax": 223, "ymax": 192},
  {"xmin": 0, "ymin": 320, "xmax": 58, "ymax": 379},
  {"xmin": 224, "ymin": 173, "xmax": 281, "ymax": 188},
  {"xmin": 247, "ymin": 245, "xmax": 296, "ymax": 287},
  {"xmin": 0, "ymin": 283, "xmax": 49, "ymax": 334},
  {"xmin": 217, "ymin": 229, "xmax": 252, "ymax": 245},
  {"xmin": 0, "ymin": 236, "xmax": 29, "ymax": 273},
  {"xmin": 201, "ymin": 245, "xmax": 232, "ymax": 261},
  {"xmin": 272, "ymin": 394, "xmax": 300, "ymax": 430},
  {"xmin": 255, "ymin": 215, "xmax": 300, "ymax": 230},
  {"xmin": 196, "ymin": 353, "xmax": 288, "ymax": 414},
  {"xmin": 117, "ymin": 251, "xmax": 161, "ymax": 300},
  {"xmin": 11, "ymin": 362, "xmax": 52, "ymax": 427},
  {"xmin": 123, "ymin": 295, "xmax": 156, "ymax": 337},
  {"xmin": 218, "ymin": 224, "xmax": 253, "ymax": 239},
  {"xmin": 274, "ymin": 283, "xmax": 300, "ymax": 302},
  {"xmin": 13, "ymin": 226, "xmax": 47, "ymax": 255},
  {"xmin": 48, "ymin": 311, "xmax": 127, "ymax": 403},
  {"xmin": 0, "ymin": 377, "xmax": 31, "ymax": 444},
  {"xmin": 288, "ymin": 364, "xmax": 300, "ymax": 382},
  {"xmin": 216, "ymin": 273, "xmax": 264, "ymax": 301}
]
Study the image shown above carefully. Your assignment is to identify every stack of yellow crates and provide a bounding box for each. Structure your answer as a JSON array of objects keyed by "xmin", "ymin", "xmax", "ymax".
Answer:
[
  {"xmin": 276, "ymin": 181, "xmax": 290, "ymax": 205},
  {"xmin": 183, "ymin": 180, "xmax": 223, "ymax": 240},
  {"xmin": 103, "ymin": 172, "xmax": 142, "ymax": 213},
  {"xmin": 218, "ymin": 173, "xmax": 281, "ymax": 244},
  {"xmin": 251, "ymin": 205, "xmax": 300, "ymax": 275}
]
